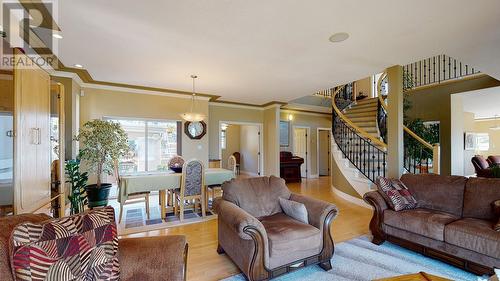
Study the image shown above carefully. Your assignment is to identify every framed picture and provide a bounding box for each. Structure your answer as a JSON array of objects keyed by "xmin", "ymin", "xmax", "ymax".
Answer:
[
  {"xmin": 280, "ymin": 121, "xmax": 289, "ymax": 147},
  {"xmin": 464, "ymin": 132, "xmax": 476, "ymax": 150}
]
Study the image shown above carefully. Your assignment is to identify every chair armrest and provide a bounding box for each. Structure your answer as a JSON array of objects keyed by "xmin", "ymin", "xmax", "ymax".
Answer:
[
  {"xmin": 363, "ymin": 191, "xmax": 388, "ymax": 211},
  {"xmin": 119, "ymin": 235, "xmax": 187, "ymax": 281},
  {"xmin": 363, "ymin": 191, "xmax": 388, "ymax": 244},
  {"xmin": 289, "ymin": 193, "xmax": 338, "ymax": 229},
  {"xmin": 213, "ymin": 198, "xmax": 267, "ymax": 240}
]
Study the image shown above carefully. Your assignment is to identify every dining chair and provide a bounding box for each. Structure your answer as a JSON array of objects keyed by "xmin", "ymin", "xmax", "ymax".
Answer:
[
  {"xmin": 232, "ymin": 152, "xmax": 241, "ymax": 175},
  {"xmin": 115, "ymin": 160, "xmax": 150, "ymax": 223},
  {"xmin": 166, "ymin": 155, "xmax": 185, "ymax": 206},
  {"xmin": 207, "ymin": 155, "xmax": 237, "ymax": 207},
  {"xmin": 173, "ymin": 159, "xmax": 206, "ymax": 221}
]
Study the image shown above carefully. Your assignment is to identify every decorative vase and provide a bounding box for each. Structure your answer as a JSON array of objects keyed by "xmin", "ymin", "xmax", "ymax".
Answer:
[{"xmin": 85, "ymin": 183, "xmax": 112, "ymax": 208}]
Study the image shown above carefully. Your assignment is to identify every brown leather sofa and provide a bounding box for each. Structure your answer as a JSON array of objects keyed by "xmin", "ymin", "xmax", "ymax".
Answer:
[
  {"xmin": 0, "ymin": 213, "xmax": 188, "ymax": 281},
  {"xmin": 214, "ymin": 176, "xmax": 338, "ymax": 281},
  {"xmin": 472, "ymin": 155, "xmax": 493, "ymax": 177},
  {"xmin": 488, "ymin": 155, "xmax": 500, "ymax": 166},
  {"xmin": 364, "ymin": 174, "xmax": 500, "ymax": 275}
]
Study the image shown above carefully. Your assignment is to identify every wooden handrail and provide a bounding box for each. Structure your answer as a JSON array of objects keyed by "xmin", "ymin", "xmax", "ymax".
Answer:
[
  {"xmin": 332, "ymin": 86, "xmax": 387, "ymax": 148},
  {"xmin": 376, "ymin": 72, "xmax": 434, "ymax": 151}
]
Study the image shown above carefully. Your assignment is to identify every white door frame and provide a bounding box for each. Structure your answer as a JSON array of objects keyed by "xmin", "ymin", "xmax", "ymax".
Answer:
[
  {"xmin": 317, "ymin": 128, "xmax": 332, "ymax": 177},
  {"xmin": 218, "ymin": 120, "xmax": 264, "ymax": 176},
  {"xmin": 292, "ymin": 125, "xmax": 311, "ymax": 178}
]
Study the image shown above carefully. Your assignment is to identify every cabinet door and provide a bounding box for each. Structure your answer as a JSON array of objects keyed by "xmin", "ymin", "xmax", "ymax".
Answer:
[{"xmin": 13, "ymin": 51, "xmax": 51, "ymax": 214}]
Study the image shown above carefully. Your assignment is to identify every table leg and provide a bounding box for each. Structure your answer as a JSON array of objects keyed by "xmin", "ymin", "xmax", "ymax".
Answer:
[
  {"xmin": 204, "ymin": 186, "xmax": 209, "ymax": 211},
  {"xmin": 159, "ymin": 190, "xmax": 166, "ymax": 219}
]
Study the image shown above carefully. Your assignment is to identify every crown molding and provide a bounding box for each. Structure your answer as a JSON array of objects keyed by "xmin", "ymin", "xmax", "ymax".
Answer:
[
  {"xmin": 281, "ymin": 108, "xmax": 332, "ymax": 117},
  {"xmin": 209, "ymin": 102, "xmax": 264, "ymax": 111}
]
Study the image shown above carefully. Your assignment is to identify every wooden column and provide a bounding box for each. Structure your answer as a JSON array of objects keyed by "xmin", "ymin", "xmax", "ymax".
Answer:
[{"xmin": 386, "ymin": 65, "xmax": 404, "ymax": 178}]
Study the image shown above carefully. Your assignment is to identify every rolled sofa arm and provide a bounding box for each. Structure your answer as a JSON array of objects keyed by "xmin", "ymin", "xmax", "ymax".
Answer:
[
  {"xmin": 213, "ymin": 198, "xmax": 268, "ymax": 240},
  {"xmin": 289, "ymin": 193, "xmax": 338, "ymax": 229},
  {"xmin": 363, "ymin": 191, "xmax": 388, "ymax": 245},
  {"xmin": 119, "ymin": 235, "xmax": 188, "ymax": 281}
]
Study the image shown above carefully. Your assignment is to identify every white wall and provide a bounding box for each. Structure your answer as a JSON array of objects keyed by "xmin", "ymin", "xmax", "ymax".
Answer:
[
  {"xmin": 450, "ymin": 95, "xmax": 464, "ymax": 175},
  {"xmin": 240, "ymin": 125, "xmax": 260, "ymax": 175}
]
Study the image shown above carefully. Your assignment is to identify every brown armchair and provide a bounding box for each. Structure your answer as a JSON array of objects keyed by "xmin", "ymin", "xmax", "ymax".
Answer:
[
  {"xmin": 472, "ymin": 155, "xmax": 493, "ymax": 177},
  {"xmin": 214, "ymin": 176, "xmax": 338, "ymax": 281}
]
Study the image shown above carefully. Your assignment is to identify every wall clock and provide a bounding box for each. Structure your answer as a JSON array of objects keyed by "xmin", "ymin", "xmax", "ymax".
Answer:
[{"xmin": 184, "ymin": 121, "xmax": 207, "ymax": 140}]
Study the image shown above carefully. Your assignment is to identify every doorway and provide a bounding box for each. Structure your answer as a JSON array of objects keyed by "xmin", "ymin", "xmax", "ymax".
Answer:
[
  {"xmin": 317, "ymin": 129, "xmax": 331, "ymax": 176},
  {"xmin": 293, "ymin": 126, "xmax": 310, "ymax": 178},
  {"xmin": 219, "ymin": 121, "xmax": 263, "ymax": 176}
]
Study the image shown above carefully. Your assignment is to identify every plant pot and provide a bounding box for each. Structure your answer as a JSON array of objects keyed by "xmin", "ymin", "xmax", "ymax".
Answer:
[{"xmin": 85, "ymin": 183, "xmax": 112, "ymax": 208}]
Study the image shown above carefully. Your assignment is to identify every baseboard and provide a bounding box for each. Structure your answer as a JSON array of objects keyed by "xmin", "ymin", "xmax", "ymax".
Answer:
[
  {"xmin": 309, "ymin": 174, "xmax": 319, "ymax": 179},
  {"xmin": 331, "ymin": 185, "xmax": 372, "ymax": 209},
  {"xmin": 240, "ymin": 170, "xmax": 259, "ymax": 177}
]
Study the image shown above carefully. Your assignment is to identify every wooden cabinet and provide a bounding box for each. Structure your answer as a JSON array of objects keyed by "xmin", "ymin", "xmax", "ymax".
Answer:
[{"xmin": 13, "ymin": 51, "xmax": 52, "ymax": 214}]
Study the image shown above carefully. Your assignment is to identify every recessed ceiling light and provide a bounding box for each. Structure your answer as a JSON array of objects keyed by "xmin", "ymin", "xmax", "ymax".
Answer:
[
  {"xmin": 329, "ymin": 32, "xmax": 349, "ymax": 43},
  {"xmin": 52, "ymin": 33, "xmax": 63, "ymax": 39},
  {"xmin": 74, "ymin": 64, "xmax": 83, "ymax": 68}
]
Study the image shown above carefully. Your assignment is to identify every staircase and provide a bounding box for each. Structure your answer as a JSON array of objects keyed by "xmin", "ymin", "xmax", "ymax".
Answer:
[{"xmin": 343, "ymin": 98, "xmax": 379, "ymax": 139}]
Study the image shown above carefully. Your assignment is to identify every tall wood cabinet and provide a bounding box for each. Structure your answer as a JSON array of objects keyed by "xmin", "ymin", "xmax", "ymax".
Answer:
[{"xmin": 13, "ymin": 50, "xmax": 52, "ymax": 214}]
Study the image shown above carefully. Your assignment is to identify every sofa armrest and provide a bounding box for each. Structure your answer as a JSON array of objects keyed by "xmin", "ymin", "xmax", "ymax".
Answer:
[
  {"xmin": 119, "ymin": 235, "xmax": 187, "ymax": 281},
  {"xmin": 492, "ymin": 199, "xmax": 500, "ymax": 217},
  {"xmin": 213, "ymin": 198, "xmax": 267, "ymax": 241},
  {"xmin": 289, "ymin": 193, "xmax": 338, "ymax": 229},
  {"xmin": 363, "ymin": 191, "xmax": 387, "ymax": 244}
]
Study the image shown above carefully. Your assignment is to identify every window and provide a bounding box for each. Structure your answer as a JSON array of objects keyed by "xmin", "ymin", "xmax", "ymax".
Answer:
[
  {"xmin": 105, "ymin": 118, "xmax": 180, "ymax": 173},
  {"xmin": 221, "ymin": 130, "xmax": 227, "ymax": 149},
  {"xmin": 476, "ymin": 133, "xmax": 490, "ymax": 151}
]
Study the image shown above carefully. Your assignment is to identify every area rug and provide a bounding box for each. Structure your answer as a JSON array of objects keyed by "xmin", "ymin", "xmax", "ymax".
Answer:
[{"xmin": 222, "ymin": 236, "xmax": 481, "ymax": 281}]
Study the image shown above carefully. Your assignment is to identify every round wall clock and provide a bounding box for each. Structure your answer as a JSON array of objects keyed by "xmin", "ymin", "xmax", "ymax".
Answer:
[{"xmin": 184, "ymin": 121, "xmax": 207, "ymax": 140}]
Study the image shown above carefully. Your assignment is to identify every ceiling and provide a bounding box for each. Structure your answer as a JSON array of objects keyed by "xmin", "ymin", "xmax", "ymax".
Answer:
[
  {"xmin": 461, "ymin": 86, "xmax": 500, "ymax": 119},
  {"xmin": 56, "ymin": 0, "xmax": 500, "ymax": 104}
]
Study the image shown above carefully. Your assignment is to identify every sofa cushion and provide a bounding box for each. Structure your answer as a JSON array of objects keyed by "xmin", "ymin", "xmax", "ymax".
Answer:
[
  {"xmin": 222, "ymin": 176, "xmax": 291, "ymax": 218},
  {"xmin": 445, "ymin": 218, "xmax": 500, "ymax": 259},
  {"xmin": 462, "ymin": 177, "xmax": 500, "ymax": 220},
  {"xmin": 10, "ymin": 206, "xmax": 119, "ymax": 281},
  {"xmin": 384, "ymin": 208, "xmax": 459, "ymax": 241},
  {"xmin": 376, "ymin": 177, "xmax": 417, "ymax": 211},
  {"xmin": 400, "ymin": 174, "xmax": 467, "ymax": 217},
  {"xmin": 279, "ymin": 197, "xmax": 308, "ymax": 224},
  {"xmin": 260, "ymin": 213, "xmax": 321, "ymax": 269}
]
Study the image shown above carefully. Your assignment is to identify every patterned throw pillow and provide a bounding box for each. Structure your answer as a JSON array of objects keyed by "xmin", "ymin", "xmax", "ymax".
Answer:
[
  {"xmin": 10, "ymin": 206, "xmax": 119, "ymax": 281},
  {"xmin": 376, "ymin": 176, "xmax": 418, "ymax": 211}
]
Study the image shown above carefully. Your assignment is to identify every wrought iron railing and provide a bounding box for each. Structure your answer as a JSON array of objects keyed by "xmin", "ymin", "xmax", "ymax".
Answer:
[
  {"xmin": 377, "ymin": 98, "xmax": 388, "ymax": 143},
  {"xmin": 404, "ymin": 54, "xmax": 480, "ymax": 89},
  {"xmin": 332, "ymin": 85, "xmax": 387, "ymax": 183}
]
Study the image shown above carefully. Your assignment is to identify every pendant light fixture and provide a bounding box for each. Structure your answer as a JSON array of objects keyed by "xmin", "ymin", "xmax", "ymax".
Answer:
[
  {"xmin": 180, "ymin": 75, "xmax": 206, "ymax": 122},
  {"xmin": 490, "ymin": 115, "xmax": 500, "ymax": 130}
]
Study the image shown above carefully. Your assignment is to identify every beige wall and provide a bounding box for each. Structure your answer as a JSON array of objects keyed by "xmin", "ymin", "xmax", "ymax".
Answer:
[
  {"xmin": 79, "ymin": 87, "xmax": 209, "ymax": 166},
  {"xmin": 221, "ymin": 125, "xmax": 240, "ymax": 169},
  {"xmin": 355, "ymin": 76, "xmax": 372, "ymax": 98},
  {"xmin": 264, "ymin": 106, "xmax": 280, "ymax": 176},
  {"xmin": 474, "ymin": 119, "xmax": 500, "ymax": 157},
  {"xmin": 406, "ymin": 75, "xmax": 500, "ymax": 175},
  {"xmin": 240, "ymin": 125, "xmax": 260, "ymax": 174},
  {"xmin": 280, "ymin": 110, "xmax": 332, "ymax": 177},
  {"xmin": 208, "ymin": 104, "xmax": 263, "ymax": 160}
]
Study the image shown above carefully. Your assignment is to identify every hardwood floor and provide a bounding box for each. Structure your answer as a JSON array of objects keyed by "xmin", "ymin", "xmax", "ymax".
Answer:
[{"xmin": 121, "ymin": 176, "xmax": 373, "ymax": 281}]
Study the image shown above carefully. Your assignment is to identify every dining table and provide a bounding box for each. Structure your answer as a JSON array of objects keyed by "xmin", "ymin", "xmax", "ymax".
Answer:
[{"xmin": 118, "ymin": 168, "xmax": 235, "ymax": 219}]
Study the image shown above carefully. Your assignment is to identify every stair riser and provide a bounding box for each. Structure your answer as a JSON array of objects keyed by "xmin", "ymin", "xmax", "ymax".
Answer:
[{"xmin": 347, "ymin": 107, "xmax": 377, "ymax": 114}]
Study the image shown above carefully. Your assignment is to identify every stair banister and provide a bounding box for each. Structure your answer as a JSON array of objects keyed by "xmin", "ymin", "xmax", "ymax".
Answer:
[
  {"xmin": 376, "ymin": 71, "xmax": 441, "ymax": 174},
  {"xmin": 332, "ymin": 86, "xmax": 387, "ymax": 149}
]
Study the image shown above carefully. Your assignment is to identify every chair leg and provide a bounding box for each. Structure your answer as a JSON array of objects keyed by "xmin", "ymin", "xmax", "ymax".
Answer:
[
  {"xmin": 167, "ymin": 190, "xmax": 172, "ymax": 206},
  {"xmin": 201, "ymin": 195, "xmax": 206, "ymax": 218},
  {"xmin": 118, "ymin": 203, "xmax": 124, "ymax": 223},
  {"xmin": 145, "ymin": 195, "xmax": 150, "ymax": 220},
  {"xmin": 319, "ymin": 260, "xmax": 332, "ymax": 271},
  {"xmin": 216, "ymin": 244, "xmax": 225, "ymax": 255},
  {"xmin": 179, "ymin": 199, "xmax": 184, "ymax": 221},
  {"xmin": 194, "ymin": 198, "xmax": 198, "ymax": 213}
]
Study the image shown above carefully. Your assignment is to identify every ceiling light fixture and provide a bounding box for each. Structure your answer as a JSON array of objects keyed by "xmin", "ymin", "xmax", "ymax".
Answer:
[
  {"xmin": 52, "ymin": 33, "xmax": 63, "ymax": 39},
  {"xmin": 180, "ymin": 75, "xmax": 206, "ymax": 122},
  {"xmin": 329, "ymin": 32, "xmax": 349, "ymax": 43},
  {"xmin": 74, "ymin": 64, "xmax": 83, "ymax": 68},
  {"xmin": 490, "ymin": 115, "xmax": 500, "ymax": 130}
]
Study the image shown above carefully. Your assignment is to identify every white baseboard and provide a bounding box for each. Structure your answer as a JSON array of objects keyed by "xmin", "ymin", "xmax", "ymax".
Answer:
[
  {"xmin": 331, "ymin": 185, "xmax": 372, "ymax": 209},
  {"xmin": 309, "ymin": 174, "xmax": 319, "ymax": 179}
]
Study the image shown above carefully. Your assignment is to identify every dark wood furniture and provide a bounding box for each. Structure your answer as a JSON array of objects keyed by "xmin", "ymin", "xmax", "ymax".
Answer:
[{"xmin": 279, "ymin": 151, "xmax": 304, "ymax": 183}]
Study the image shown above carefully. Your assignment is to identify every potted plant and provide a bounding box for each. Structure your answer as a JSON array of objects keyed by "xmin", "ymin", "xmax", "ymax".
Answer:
[
  {"xmin": 77, "ymin": 120, "xmax": 129, "ymax": 208},
  {"xmin": 65, "ymin": 159, "xmax": 88, "ymax": 214}
]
